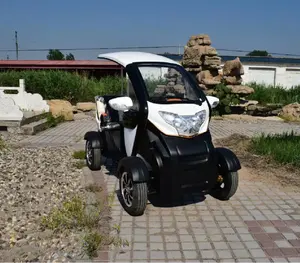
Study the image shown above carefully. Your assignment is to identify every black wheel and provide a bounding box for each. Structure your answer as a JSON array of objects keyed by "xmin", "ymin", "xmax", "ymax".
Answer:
[
  {"xmin": 118, "ymin": 158, "xmax": 148, "ymax": 216},
  {"xmin": 85, "ymin": 140, "xmax": 101, "ymax": 171},
  {"xmin": 210, "ymin": 171, "xmax": 239, "ymax": 201}
]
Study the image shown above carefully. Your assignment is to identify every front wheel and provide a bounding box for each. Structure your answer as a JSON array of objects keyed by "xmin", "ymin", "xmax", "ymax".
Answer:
[
  {"xmin": 85, "ymin": 140, "xmax": 101, "ymax": 171},
  {"xmin": 118, "ymin": 158, "xmax": 148, "ymax": 216},
  {"xmin": 210, "ymin": 171, "xmax": 239, "ymax": 201}
]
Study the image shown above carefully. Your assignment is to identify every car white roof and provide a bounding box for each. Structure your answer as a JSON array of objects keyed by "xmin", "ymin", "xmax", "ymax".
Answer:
[{"xmin": 97, "ymin": 51, "xmax": 181, "ymax": 67}]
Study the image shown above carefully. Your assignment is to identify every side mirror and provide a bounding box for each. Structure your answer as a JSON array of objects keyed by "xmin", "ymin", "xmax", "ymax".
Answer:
[
  {"xmin": 109, "ymin": 96, "xmax": 133, "ymax": 111},
  {"xmin": 206, "ymin": 95, "xmax": 219, "ymax": 109}
]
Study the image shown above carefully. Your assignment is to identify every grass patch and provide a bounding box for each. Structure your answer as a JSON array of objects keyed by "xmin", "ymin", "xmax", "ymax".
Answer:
[
  {"xmin": 74, "ymin": 160, "xmax": 86, "ymax": 169},
  {"xmin": 246, "ymin": 82, "xmax": 300, "ymax": 106},
  {"xmin": 41, "ymin": 196, "xmax": 98, "ymax": 230},
  {"xmin": 249, "ymin": 131, "xmax": 300, "ymax": 167},
  {"xmin": 73, "ymin": 150, "xmax": 86, "ymax": 160},
  {"xmin": 41, "ymin": 195, "xmax": 128, "ymax": 258},
  {"xmin": 46, "ymin": 113, "xmax": 65, "ymax": 128}
]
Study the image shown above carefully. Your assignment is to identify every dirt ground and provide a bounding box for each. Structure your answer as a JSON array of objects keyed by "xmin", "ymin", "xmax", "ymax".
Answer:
[{"xmin": 214, "ymin": 134, "xmax": 300, "ymax": 192}]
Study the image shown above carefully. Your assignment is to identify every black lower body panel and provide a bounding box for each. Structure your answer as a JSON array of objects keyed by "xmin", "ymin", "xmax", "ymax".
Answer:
[{"xmin": 154, "ymin": 131, "xmax": 219, "ymax": 198}]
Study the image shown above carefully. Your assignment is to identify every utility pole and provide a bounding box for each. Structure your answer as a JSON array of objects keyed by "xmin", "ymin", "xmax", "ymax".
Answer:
[
  {"xmin": 7, "ymin": 54, "xmax": 9, "ymax": 60},
  {"xmin": 15, "ymin": 31, "xmax": 19, "ymax": 60}
]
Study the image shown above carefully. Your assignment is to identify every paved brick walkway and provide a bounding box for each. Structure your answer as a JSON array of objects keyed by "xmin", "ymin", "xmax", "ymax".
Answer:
[
  {"xmin": 17, "ymin": 118, "xmax": 300, "ymax": 262},
  {"xmin": 17, "ymin": 118, "xmax": 300, "ymax": 147},
  {"xmin": 102, "ymin": 165, "xmax": 300, "ymax": 262}
]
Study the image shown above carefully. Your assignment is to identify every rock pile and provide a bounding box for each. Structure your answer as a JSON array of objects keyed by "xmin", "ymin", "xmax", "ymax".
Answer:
[{"xmin": 182, "ymin": 35, "xmax": 222, "ymax": 89}]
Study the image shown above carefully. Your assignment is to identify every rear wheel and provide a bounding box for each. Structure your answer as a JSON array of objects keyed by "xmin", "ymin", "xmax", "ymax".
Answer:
[
  {"xmin": 85, "ymin": 140, "xmax": 101, "ymax": 171},
  {"xmin": 210, "ymin": 171, "xmax": 238, "ymax": 201}
]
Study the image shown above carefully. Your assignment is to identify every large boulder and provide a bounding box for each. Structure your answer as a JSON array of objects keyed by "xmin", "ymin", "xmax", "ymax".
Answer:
[
  {"xmin": 280, "ymin": 103, "xmax": 300, "ymax": 121},
  {"xmin": 222, "ymin": 57, "xmax": 244, "ymax": 76},
  {"xmin": 47, "ymin": 100, "xmax": 74, "ymax": 121},
  {"xmin": 76, "ymin": 102, "xmax": 96, "ymax": 112}
]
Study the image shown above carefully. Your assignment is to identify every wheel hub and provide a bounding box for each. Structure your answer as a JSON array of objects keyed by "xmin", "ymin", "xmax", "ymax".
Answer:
[
  {"xmin": 120, "ymin": 172, "xmax": 133, "ymax": 207},
  {"xmin": 86, "ymin": 141, "xmax": 93, "ymax": 165}
]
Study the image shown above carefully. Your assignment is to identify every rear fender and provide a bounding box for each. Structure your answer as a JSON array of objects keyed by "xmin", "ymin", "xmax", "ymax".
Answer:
[
  {"xmin": 84, "ymin": 131, "xmax": 101, "ymax": 149},
  {"xmin": 215, "ymin": 147, "xmax": 241, "ymax": 173}
]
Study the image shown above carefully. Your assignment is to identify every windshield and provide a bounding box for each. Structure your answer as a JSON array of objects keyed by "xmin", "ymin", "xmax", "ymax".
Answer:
[{"xmin": 137, "ymin": 65, "xmax": 201, "ymax": 103}]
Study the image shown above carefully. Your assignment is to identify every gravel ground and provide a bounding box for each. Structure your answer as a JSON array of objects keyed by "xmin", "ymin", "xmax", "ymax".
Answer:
[{"xmin": 0, "ymin": 137, "xmax": 88, "ymax": 262}]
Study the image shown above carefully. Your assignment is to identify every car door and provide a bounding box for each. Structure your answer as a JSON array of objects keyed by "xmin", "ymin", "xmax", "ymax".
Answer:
[{"xmin": 97, "ymin": 54, "xmax": 148, "ymax": 157}]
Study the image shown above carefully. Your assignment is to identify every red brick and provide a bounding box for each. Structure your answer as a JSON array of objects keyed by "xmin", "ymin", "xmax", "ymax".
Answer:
[
  {"xmin": 280, "ymin": 248, "xmax": 299, "ymax": 256},
  {"xmin": 264, "ymin": 248, "xmax": 283, "ymax": 257},
  {"xmin": 253, "ymin": 233, "xmax": 272, "ymax": 242},
  {"xmin": 248, "ymin": 226, "xmax": 264, "ymax": 233},
  {"xmin": 245, "ymin": 220, "xmax": 260, "ymax": 227},
  {"xmin": 268, "ymin": 233, "xmax": 285, "ymax": 241},
  {"xmin": 289, "ymin": 240, "xmax": 300, "ymax": 248},
  {"xmin": 258, "ymin": 220, "xmax": 273, "ymax": 226},
  {"xmin": 276, "ymin": 226, "xmax": 293, "ymax": 233},
  {"xmin": 259, "ymin": 240, "xmax": 278, "ymax": 249},
  {"xmin": 285, "ymin": 220, "xmax": 298, "ymax": 226},
  {"xmin": 271, "ymin": 220, "xmax": 286, "ymax": 227}
]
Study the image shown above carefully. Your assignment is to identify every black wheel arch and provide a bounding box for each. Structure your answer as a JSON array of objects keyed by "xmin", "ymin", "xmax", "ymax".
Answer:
[
  {"xmin": 215, "ymin": 147, "xmax": 241, "ymax": 173},
  {"xmin": 84, "ymin": 131, "xmax": 102, "ymax": 148},
  {"xmin": 117, "ymin": 156, "xmax": 150, "ymax": 183}
]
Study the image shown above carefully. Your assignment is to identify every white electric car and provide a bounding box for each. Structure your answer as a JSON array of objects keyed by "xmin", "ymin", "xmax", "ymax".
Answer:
[{"xmin": 84, "ymin": 51, "xmax": 241, "ymax": 216}]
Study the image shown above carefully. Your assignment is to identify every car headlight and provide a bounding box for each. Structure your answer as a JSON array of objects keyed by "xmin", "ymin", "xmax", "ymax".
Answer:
[{"xmin": 158, "ymin": 110, "xmax": 206, "ymax": 137}]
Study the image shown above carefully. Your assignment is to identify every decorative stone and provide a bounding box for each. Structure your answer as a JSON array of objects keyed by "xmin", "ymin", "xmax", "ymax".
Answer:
[
  {"xmin": 223, "ymin": 76, "xmax": 243, "ymax": 85},
  {"xmin": 227, "ymin": 85, "xmax": 254, "ymax": 95},
  {"xmin": 75, "ymin": 102, "xmax": 96, "ymax": 112},
  {"xmin": 47, "ymin": 100, "xmax": 74, "ymax": 121},
  {"xmin": 222, "ymin": 57, "xmax": 244, "ymax": 76},
  {"xmin": 280, "ymin": 103, "xmax": 300, "ymax": 121},
  {"xmin": 247, "ymin": 104, "xmax": 283, "ymax": 116}
]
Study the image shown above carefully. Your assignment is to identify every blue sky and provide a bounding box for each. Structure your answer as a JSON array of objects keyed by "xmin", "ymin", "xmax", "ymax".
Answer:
[{"xmin": 1, "ymin": 0, "xmax": 299, "ymax": 60}]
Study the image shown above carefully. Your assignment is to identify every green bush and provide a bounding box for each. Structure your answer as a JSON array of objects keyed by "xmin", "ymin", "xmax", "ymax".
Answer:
[
  {"xmin": 246, "ymin": 82, "xmax": 300, "ymax": 106},
  {"xmin": 0, "ymin": 70, "xmax": 124, "ymax": 104},
  {"xmin": 250, "ymin": 131, "xmax": 300, "ymax": 167},
  {"xmin": 213, "ymin": 84, "xmax": 240, "ymax": 115}
]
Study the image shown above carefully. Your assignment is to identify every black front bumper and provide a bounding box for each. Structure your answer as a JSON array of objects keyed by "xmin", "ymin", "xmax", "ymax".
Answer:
[{"xmin": 153, "ymin": 130, "xmax": 219, "ymax": 196}]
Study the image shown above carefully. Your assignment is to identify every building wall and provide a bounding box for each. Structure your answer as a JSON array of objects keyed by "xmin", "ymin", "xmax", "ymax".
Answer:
[
  {"xmin": 218, "ymin": 64, "xmax": 300, "ymax": 89},
  {"xmin": 241, "ymin": 65, "xmax": 300, "ymax": 88}
]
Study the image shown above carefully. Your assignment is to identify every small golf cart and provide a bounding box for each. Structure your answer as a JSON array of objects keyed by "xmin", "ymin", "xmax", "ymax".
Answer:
[{"xmin": 84, "ymin": 52, "xmax": 241, "ymax": 216}]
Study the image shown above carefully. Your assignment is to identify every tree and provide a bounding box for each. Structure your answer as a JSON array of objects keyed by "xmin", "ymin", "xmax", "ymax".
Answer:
[
  {"xmin": 246, "ymin": 50, "xmax": 271, "ymax": 57},
  {"xmin": 47, "ymin": 49, "xmax": 65, "ymax": 60},
  {"xmin": 65, "ymin": 53, "xmax": 75, "ymax": 60},
  {"xmin": 46, "ymin": 50, "xmax": 76, "ymax": 60}
]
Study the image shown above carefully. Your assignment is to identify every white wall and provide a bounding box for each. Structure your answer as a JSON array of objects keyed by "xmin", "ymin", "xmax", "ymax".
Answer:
[{"xmin": 230, "ymin": 65, "xmax": 300, "ymax": 89}]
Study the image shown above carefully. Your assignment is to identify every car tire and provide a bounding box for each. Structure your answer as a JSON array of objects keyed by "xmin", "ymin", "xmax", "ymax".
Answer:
[
  {"xmin": 118, "ymin": 158, "xmax": 148, "ymax": 216},
  {"xmin": 210, "ymin": 171, "xmax": 239, "ymax": 201},
  {"xmin": 85, "ymin": 140, "xmax": 101, "ymax": 171}
]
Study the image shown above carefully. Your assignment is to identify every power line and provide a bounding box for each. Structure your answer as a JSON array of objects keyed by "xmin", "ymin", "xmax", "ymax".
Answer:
[{"xmin": 0, "ymin": 45, "xmax": 300, "ymax": 57}]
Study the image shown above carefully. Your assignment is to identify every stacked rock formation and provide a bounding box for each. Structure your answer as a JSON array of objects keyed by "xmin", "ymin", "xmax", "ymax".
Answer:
[
  {"xmin": 182, "ymin": 34, "xmax": 222, "ymax": 90},
  {"xmin": 154, "ymin": 68, "xmax": 185, "ymax": 96},
  {"xmin": 222, "ymin": 57, "xmax": 254, "ymax": 95}
]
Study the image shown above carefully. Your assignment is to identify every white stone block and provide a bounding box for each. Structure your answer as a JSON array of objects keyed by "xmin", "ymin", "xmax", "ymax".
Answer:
[{"xmin": 0, "ymin": 97, "xmax": 23, "ymax": 121}]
